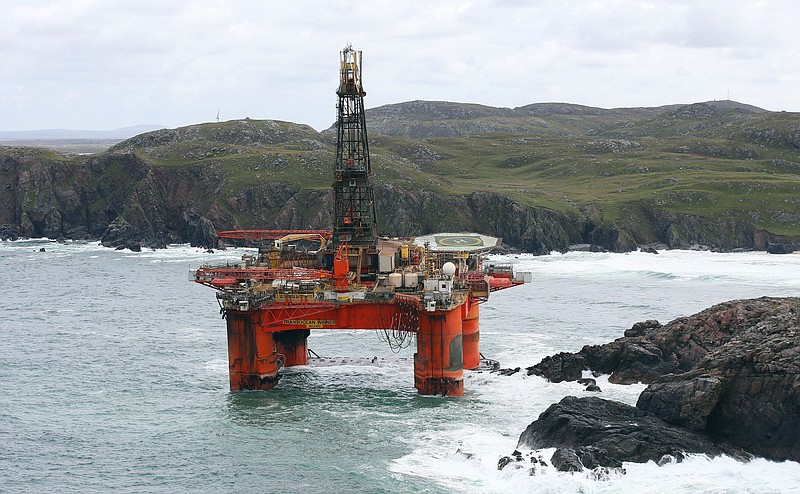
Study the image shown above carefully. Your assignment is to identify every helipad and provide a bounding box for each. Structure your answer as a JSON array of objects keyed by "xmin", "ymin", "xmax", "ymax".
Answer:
[{"xmin": 413, "ymin": 232, "xmax": 502, "ymax": 252}]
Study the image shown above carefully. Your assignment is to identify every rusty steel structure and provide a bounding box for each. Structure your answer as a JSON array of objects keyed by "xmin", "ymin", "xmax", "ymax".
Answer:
[
  {"xmin": 193, "ymin": 45, "xmax": 529, "ymax": 396},
  {"xmin": 332, "ymin": 45, "xmax": 378, "ymax": 249}
]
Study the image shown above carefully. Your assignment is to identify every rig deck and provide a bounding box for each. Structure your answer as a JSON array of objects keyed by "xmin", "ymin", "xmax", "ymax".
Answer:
[{"xmin": 192, "ymin": 46, "xmax": 529, "ymax": 396}]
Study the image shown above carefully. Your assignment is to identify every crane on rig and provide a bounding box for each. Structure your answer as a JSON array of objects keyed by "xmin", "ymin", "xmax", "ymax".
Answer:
[{"xmin": 193, "ymin": 45, "xmax": 530, "ymax": 396}]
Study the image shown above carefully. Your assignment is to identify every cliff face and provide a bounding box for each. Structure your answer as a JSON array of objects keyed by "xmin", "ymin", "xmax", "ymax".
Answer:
[
  {"xmin": 0, "ymin": 150, "xmax": 223, "ymax": 248},
  {"xmin": 1, "ymin": 146, "xmax": 798, "ymax": 252},
  {"xmin": 4, "ymin": 100, "xmax": 800, "ymax": 251},
  {"xmin": 0, "ymin": 149, "xmax": 581, "ymax": 251},
  {"xmin": 0, "ymin": 140, "xmax": 800, "ymax": 254},
  {"xmin": 1, "ymin": 151, "xmax": 148, "ymax": 241},
  {"xmin": 608, "ymin": 201, "xmax": 799, "ymax": 252}
]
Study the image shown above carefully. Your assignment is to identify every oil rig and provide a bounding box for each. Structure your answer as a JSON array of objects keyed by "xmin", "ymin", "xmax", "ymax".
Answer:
[{"xmin": 193, "ymin": 45, "xmax": 529, "ymax": 396}]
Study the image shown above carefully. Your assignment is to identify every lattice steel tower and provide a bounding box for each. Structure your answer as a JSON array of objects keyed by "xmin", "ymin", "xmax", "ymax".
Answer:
[{"xmin": 332, "ymin": 45, "xmax": 378, "ymax": 248}]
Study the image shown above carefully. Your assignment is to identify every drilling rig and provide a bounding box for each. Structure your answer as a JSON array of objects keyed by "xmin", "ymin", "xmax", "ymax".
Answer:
[
  {"xmin": 333, "ymin": 46, "xmax": 378, "ymax": 249},
  {"xmin": 193, "ymin": 45, "xmax": 530, "ymax": 396}
]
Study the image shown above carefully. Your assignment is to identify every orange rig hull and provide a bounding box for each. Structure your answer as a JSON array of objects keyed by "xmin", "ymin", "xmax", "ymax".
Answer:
[
  {"xmin": 194, "ymin": 229, "xmax": 529, "ymax": 396},
  {"xmin": 194, "ymin": 48, "xmax": 530, "ymax": 396},
  {"xmin": 223, "ymin": 299, "xmax": 481, "ymax": 397}
]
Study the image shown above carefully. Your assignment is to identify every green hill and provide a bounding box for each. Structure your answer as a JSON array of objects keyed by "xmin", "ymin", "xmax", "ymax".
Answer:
[{"xmin": 2, "ymin": 100, "xmax": 799, "ymax": 252}]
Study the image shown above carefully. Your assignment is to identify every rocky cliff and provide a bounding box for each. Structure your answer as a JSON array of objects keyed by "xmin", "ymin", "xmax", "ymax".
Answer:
[
  {"xmin": 2, "ymin": 144, "xmax": 798, "ymax": 253},
  {"xmin": 2, "ymin": 103, "xmax": 800, "ymax": 252},
  {"xmin": 0, "ymin": 147, "xmax": 585, "ymax": 251},
  {"xmin": 0, "ymin": 149, "xmax": 223, "ymax": 249},
  {"xmin": 523, "ymin": 297, "xmax": 800, "ymax": 466}
]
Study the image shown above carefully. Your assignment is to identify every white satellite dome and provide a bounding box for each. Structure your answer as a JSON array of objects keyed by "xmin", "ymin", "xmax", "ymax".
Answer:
[{"xmin": 442, "ymin": 262, "xmax": 456, "ymax": 277}]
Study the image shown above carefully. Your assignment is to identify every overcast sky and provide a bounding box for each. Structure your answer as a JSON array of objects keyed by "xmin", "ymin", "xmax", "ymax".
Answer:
[{"xmin": 2, "ymin": 0, "xmax": 798, "ymax": 132}]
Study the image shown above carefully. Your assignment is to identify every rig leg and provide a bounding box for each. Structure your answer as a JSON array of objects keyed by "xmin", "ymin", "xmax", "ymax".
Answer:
[
  {"xmin": 461, "ymin": 302, "xmax": 480, "ymax": 370},
  {"xmin": 226, "ymin": 313, "xmax": 284, "ymax": 390},
  {"xmin": 414, "ymin": 307, "xmax": 464, "ymax": 396},
  {"xmin": 274, "ymin": 329, "xmax": 310, "ymax": 367}
]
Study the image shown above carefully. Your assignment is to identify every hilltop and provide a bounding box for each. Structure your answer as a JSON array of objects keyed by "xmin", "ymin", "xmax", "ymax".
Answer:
[{"xmin": 1, "ymin": 100, "xmax": 799, "ymax": 253}]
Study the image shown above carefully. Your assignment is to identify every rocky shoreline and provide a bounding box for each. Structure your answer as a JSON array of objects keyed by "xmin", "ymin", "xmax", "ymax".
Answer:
[
  {"xmin": 501, "ymin": 297, "xmax": 800, "ymax": 473},
  {"xmin": 2, "ymin": 148, "xmax": 800, "ymax": 253}
]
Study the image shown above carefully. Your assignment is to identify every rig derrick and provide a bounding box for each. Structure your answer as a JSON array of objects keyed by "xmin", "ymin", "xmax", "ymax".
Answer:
[{"xmin": 193, "ymin": 46, "xmax": 530, "ymax": 396}]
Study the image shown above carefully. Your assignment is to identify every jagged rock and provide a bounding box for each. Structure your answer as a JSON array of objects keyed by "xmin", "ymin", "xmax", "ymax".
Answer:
[
  {"xmin": 534, "ymin": 298, "xmax": 798, "ymax": 387},
  {"xmin": 577, "ymin": 377, "xmax": 596, "ymax": 386},
  {"xmin": 624, "ymin": 319, "xmax": 661, "ymax": 337},
  {"xmin": 574, "ymin": 446, "xmax": 623, "ymax": 470},
  {"xmin": 636, "ymin": 372, "xmax": 724, "ymax": 431},
  {"xmin": 497, "ymin": 453, "xmax": 525, "ymax": 471},
  {"xmin": 495, "ymin": 367, "xmax": 520, "ymax": 376},
  {"xmin": 640, "ymin": 246, "xmax": 659, "ymax": 254},
  {"xmin": 766, "ymin": 242, "xmax": 793, "ymax": 254},
  {"xmin": 0, "ymin": 225, "xmax": 19, "ymax": 240},
  {"xmin": 497, "ymin": 450, "xmax": 549, "ymax": 474},
  {"xmin": 550, "ymin": 448, "xmax": 583, "ymax": 472},
  {"xmin": 585, "ymin": 384, "xmax": 602, "ymax": 392},
  {"xmin": 529, "ymin": 297, "xmax": 800, "ymax": 463},
  {"xmin": 518, "ymin": 396, "xmax": 745, "ymax": 469},
  {"xmin": 637, "ymin": 298, "xmax": 800, "ymax": 461},
  {"xmin": 526, "ymin": 352, "xmax": 586, "ymax": 382},
  {"xmin": 101, "ymin": 219, "xmax": 138, "ymax": 249},
  {"xmin": 530, "ymin": 336, "xmax": 676, "ymax": 385},
  {"xmin": 182, "ymin": 211, "xmax": 217, "ymax": 248}
]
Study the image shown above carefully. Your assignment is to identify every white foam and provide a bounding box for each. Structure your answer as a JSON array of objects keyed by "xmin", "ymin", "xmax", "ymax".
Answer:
[{"xmin": 392, "ymin": 250, "xmax": 800, "ymax": 492}]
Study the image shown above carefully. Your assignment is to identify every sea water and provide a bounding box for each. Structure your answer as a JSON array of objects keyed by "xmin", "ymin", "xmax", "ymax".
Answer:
[{"xmin": 1, "ymin": 240, "xmax": 799, "ymax": 493}]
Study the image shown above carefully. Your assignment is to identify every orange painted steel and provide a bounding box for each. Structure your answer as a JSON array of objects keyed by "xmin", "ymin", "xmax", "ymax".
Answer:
[
  {"xmin": 488, "ymin": 276, "xmax": 513, "ymax": 290},
  {"xmin": 248, "ymin": 302, "xmax": 403, "ymax": 332},
  {"xmin": 223, "ymin": 301, "xmax": 408, "ymax": 389},
  {"xmin": 195, "ymin": 246, "xmax": 527, "ymax": 395},
  {"xmin": 274, "ymin": 329, "xmax": 310, "ymax": 367},
  {"xmin": 414, "ymin": 308, "xmax": 464, "ymax": 396},
  {"xmin": 461, "ymin": 301, "xmax": 481, "ymax": 370},
  {"xmin": 201, "ymin": 266, "xmax": 521, "ymax": 394},
  {"xmin": 226, "ymin": 312, "xmax": 284, "ymax": 390},
  {"xmin": 222, "ymin": 298, "xmax": 474, "ymax": 396}
]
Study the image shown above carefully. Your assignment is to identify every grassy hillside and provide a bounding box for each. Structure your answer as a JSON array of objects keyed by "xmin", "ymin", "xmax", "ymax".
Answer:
[{"xmin": 87, "ymin": 101, "xmax": 800, "ymax": 239}]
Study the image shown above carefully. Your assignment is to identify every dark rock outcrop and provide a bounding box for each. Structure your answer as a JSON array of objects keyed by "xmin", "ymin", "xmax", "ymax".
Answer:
[
  {"xmin": 526, "ymin": 352, "xmax": 586, "ymax": 382},
  {"xmin": 636, "ymin": 298, "xmax": 800, "ymax": 461},
  {"xmin": 549, "ymin": 448, "xmax": 587, "ymax": 472},
  {"xmin": 766, "ymin": 242, "xmax": 794, "ymax": 254},
  {"xmin": 529, "ymin": 298, "xmax": 798, "ymax": 387},
  {"xmin": 518, "ymin": 396, "xmax": 745, "ymax": 470},
  {"xmin": 525, "ymin": 297, "xmax": 800, "ymax": 463}
]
